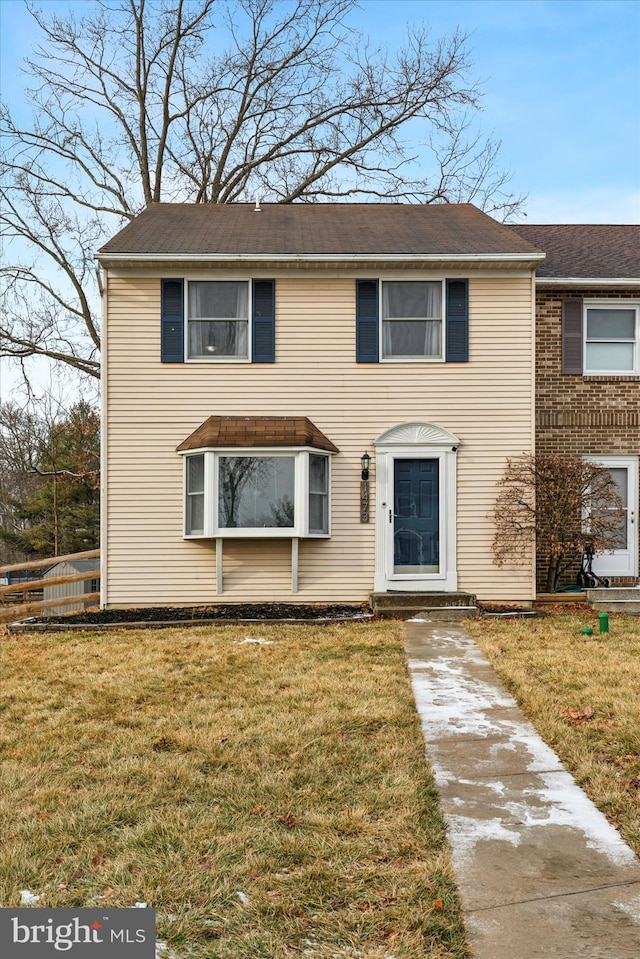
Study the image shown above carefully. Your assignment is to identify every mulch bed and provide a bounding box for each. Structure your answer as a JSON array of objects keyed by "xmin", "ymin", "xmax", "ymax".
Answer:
[{"xmin": 20, "ymin": 602, "xmax": 373, "ymax": 627}]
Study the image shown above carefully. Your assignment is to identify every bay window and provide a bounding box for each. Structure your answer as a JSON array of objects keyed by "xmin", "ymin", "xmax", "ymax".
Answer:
[{"xmin": 183, "ymin": 450, "xmax": 331, "ymax": 538}]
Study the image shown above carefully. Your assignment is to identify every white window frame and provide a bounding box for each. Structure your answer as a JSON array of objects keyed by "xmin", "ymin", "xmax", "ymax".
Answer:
[
  {"xmin": 181, "ymin": 447, "xmax": 333, "ymax": 539},
  {"xmin": 185, "ymin": 452, "xmax": 207, "ymax": 535},
  {"xmin": 585, "ymin": 455, "xmax": 638, "ymax": 578},
  {"xmin": 583, "ymin": 300, "xmax": 640, "ymax": 375},
  {"xmin": 185, "ymin": 278, "xmax": 251, "ymax": 363},
  {"xmin": 380, "ymin": 279, "xmax": 445, "ymax": 363}
]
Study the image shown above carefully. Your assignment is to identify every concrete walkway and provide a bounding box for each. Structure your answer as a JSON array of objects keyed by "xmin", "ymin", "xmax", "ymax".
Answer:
[{"xmin": 404, "ymin": 620, "xmax": 640, "ymax": 959}]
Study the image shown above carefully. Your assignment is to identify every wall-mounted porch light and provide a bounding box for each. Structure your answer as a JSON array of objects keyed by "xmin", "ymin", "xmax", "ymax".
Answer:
[{"xmin": 361, "ymin": 452, "xmax": 371, "ymax": 481}]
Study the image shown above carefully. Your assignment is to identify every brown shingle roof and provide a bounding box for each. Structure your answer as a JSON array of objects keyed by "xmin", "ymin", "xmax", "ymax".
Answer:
[
  {"xmin": 177, "ymin": 416, "xmax": 339, "ymax": 453},
  {"xmin": 509, "ymin": 224, "xmax": 640, "ymax": 279},
  {"xmin": 100, "ymin": 203, "xmax": 542, "ymax": 258}
]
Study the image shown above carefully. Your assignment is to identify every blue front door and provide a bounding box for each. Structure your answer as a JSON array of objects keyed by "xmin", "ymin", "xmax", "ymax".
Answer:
[{"xmin": 393, "ymin": 459, "xmax": 440, "ymax": 574}]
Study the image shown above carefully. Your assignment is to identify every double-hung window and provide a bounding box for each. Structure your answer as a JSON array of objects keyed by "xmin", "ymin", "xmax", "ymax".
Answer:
[
  {"xmin": 188, "ymin": 281, "xmax": 249, "ymax": 359},
  {"xmin": 356, "ymin": 278, "xmax": 468, "ymax": 363},
  {"xmin": 308, "ymin": 454, "xmax": 329, "ymax": 534},
  {"xmin": 185, "ymin": 454, "xmax": 206, "ymax": 535},
  {"xmin": 584, "ymin": 302, "xmax": 639, "ymax": 374},
  {"xmin": 161, "ymin": 279, "xmax": 275, "ymax": 363},
  {"xmin": 382, "ymin": 281, "xmax": 443, "ymax": 360}
]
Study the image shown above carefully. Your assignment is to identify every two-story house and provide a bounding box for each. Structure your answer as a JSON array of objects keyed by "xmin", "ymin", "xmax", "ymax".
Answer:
[
  {"xmin": 97, "ymin": 203, "xmax": 544, "ymax": 609},
  {"xmin": 512, "ymin": 224, "xmax": 639, "ymax": 587}
]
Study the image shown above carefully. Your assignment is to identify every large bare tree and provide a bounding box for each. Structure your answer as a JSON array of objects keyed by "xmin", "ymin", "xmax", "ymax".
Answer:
[{"xmin": 1, "ymin": 0, "xmax": 522, "ymax": 382}]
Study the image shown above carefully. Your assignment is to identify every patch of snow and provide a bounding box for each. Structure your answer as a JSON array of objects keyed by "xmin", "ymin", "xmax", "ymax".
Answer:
[
  {"xmin": 535, "ymin": 770, "xmax": 639, "ymax": 865},
  {"xmin": 446, "ymin": 815, "xmax": 523, "ymax": 863},
  {"xmin": 407, "ymin": 631, "xmax": 640, "ymax": 869},
  {"xmin": 235, "ymin": 637, "xmax": 273, "ymax": 645},
  {"xmin": 613, "ymin": 898, "xmax": 640, "ymax": 922},
  {"xmin": 235, "ymin": 891, "xmax": 250, "ymax": 905},
  {"xmin": 19, "ymin": 890, "xmax": 40, "ymax": 905},
  {"xmin": 133, "ymin": 901, "xmax": 148, "ymax": 908}
]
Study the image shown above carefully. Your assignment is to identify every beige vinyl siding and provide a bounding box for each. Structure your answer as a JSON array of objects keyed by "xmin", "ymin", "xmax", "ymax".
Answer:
[{"xmin": 104, "ymin": 273, "xmax": 534, "ymax": 605}]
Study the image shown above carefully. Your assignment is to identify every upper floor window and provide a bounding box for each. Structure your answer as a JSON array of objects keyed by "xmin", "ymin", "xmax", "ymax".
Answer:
[
  {"xmin": 381, "ymin": 281, "xmax": 443, "ymax": 359},
  {"xmin": 161, "ymin": 278, "xmax": 275, "ymax": 364},
  {"xmin": 356, "ymin": 278, "xmax": 468, "ymax": 364},
  {"xmin": 188, "ymin": 281, "xmax": 249, "ymax": 359},
  {"xmin": 584, "ymin": 303, "xmax": 639, "ymax": 374}
]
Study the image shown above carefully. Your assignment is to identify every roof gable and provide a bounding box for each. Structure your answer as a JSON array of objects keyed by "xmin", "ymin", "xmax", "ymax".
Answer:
[{"xmin": 100, "ymin": 202, "xmax": 542, "ymax": 260}]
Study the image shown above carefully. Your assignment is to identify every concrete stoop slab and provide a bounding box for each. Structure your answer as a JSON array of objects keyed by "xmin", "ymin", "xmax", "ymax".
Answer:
[
  {"xmin": 404, "ymin": 622, "xmax": 640, "ymax": 959},
  {"xmin": 587, "ymin": 587, "xmax": 640, "ymax": 614}
]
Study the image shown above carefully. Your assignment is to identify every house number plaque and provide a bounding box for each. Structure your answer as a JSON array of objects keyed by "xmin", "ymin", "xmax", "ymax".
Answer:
[{"xmin": 360, "ymin": 480, "xmax": 370, "ymax": 523}]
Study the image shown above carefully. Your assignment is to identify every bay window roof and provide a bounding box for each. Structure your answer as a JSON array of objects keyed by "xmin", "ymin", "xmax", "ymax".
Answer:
[{"xmin": 177, "ymin": 415, "xmax": 339, "ymax": 453}]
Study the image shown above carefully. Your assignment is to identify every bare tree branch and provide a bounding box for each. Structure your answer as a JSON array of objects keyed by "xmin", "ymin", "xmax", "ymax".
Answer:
[
  {"xmin": 1, "ymin": 0, "xmax": 524, "ymax": 384},
  {"xmin": 492, "ymin": 453, "xmax": 625, "ymax": 592}
]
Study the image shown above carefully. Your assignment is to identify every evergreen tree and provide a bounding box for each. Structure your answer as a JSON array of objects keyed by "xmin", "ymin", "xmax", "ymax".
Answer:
[{"xmin": 0, "ymin": 400, "xmax": 100, "ymax": 560}]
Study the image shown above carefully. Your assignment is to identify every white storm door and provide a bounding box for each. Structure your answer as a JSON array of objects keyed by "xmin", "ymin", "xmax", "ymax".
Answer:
[
  {"xmin": 374, "ymin": 443, "xmax": 458, "ymax": 593},
  {"xmin": 590, "ymin": 457, "xmax": 638, "ymax": 578}
]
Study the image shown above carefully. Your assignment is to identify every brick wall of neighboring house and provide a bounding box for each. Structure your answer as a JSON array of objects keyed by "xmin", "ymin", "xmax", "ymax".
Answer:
[{"xmin": 536, "ymin": 287, "xmax": 640, "ymax": 589}]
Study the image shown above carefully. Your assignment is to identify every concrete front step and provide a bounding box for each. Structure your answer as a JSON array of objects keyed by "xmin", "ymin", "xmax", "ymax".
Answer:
[
  {"xmin": 587, "ymin": 587, "xmax": 640, "ymax": 614},
  {"xmin": 371, "ymin": 592, "xmax": 478, "ymax": 621},
  {"xmin": 371, "ymin": 591, "xmax": 477, "ymax": 609}
]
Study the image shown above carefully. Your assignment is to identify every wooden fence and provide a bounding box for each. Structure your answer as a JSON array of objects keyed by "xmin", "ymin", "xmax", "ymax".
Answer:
[{"xmin": 0, "ymin": 549, "xmax": 100, "ymax": 623}]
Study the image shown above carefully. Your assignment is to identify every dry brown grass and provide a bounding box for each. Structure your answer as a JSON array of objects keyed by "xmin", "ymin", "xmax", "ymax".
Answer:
[
  {"xmin": 0, "ymin": 621, "xmax": 470, "ymax": 959},
  {"xmin": 466, "ymin": 611, "xmax": 640, "ymax": 855}
]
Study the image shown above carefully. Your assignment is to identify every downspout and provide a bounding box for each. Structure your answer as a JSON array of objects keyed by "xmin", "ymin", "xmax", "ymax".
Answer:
[
  {"xmin": 530, "ymin": 267, "xmax": 538, "ymax": 601},
  {"xmin": 99, "ymin": 265, "xmax": 108, "ymax": 609}
]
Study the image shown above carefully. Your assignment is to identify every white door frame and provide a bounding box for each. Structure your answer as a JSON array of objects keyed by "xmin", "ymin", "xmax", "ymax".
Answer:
[
  {"xmin": 374, "ymin": 422, "xmax": 459, "ymax": 592},
  {"xmin": 588, "ymin": 455, "xmax": 638, "ymax": 578}
]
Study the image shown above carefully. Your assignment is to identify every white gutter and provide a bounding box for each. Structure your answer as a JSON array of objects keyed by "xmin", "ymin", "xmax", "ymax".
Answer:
[
  {"xmin": 536, "ymin": 276, "xmax": 640, "ymax": 288},
  {"xmin": 96, "ymin": 251, "xmax": 545, "ymax": 265}
]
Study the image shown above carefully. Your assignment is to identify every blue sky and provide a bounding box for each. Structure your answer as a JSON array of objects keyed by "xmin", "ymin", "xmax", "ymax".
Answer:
[
  {"xmin": 0, "ymin": 0, "xmax": 638, "ymax": 402},
  {"xmin": 1, "ymin": 0, "xmax": 639, "ymax": 221},
  {"xmin": 353, "ymin": 0, "xmax": 640, "ymax": 222}
]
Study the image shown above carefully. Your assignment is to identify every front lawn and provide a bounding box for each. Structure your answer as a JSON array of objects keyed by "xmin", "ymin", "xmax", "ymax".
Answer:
[
  {"xmin": 466, "ymin": 611, "xmax": 640, "ymax": 856},
  {"xmin": 0, "ymin": 622, "xmax": 470, "ymax": 959}
]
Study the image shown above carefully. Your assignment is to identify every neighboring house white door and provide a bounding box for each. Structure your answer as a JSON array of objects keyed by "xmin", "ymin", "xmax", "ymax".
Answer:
[
  {"xmin": 589, "ymin": 456, "xmax": 639, "ymax": 579},
  {"xmin": 374, "ymin": 423, "xmax": 458, "ymax": 592}
]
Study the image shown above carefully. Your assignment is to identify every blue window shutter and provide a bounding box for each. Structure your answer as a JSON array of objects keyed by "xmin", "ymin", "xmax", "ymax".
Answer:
[
  {"xmin": 161, "ymin": 279, "xmax": 184, "ymax": 362},
  {"xmin": 445, "ymin": 279, "xmax": 469, "ymax": 362},
  {"xmin": 562, "ymin": 298, "xmax": 583, "ymax": 374},
  {"xmin": 252, "ymin": 279, "xmax": 275, "ymax": 363},
  {"xmin": 356, "ymin": 280, "xmax": 379, "ymax": 362}
]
